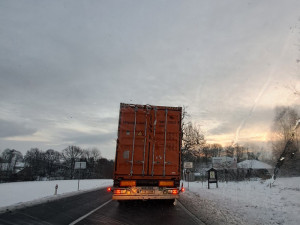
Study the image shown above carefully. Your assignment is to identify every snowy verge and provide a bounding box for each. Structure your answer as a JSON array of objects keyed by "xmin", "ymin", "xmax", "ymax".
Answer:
[
  {"xmin": 179, "ymin": 177, "xmax": 300, "ymax": 225},
  {"xmin": 179, "ymin": 191, "xmax": 245, "ymax": 225},
  {"xmin": 0, "ymin": 179, "xmax": 113, "ymax": 213}
]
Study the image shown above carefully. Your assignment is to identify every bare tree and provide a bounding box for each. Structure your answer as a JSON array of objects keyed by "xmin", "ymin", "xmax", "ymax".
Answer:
[
  {"xmin": 270, "ymin": 106, "xmax": 300, "ymax": 176},
  {"xmin": 210, "ymin": 143, "xmax": 223, "ymax": 157},
  {"xmin": 80, "ymin": 148, "xmax": 102, "ymax": 178},
  {"xmin": 62, "ymin": 146, "xmax": 83, "ymax": 179},
  {"xmin": 83, "ymin": 148, "xmax": 101, "ymax": 162},
  {"xmin": 225, "ymin": 146, "xmax": 235, "ymax": 158},
  {"xmin": 235, "ymin": 144, "xmax": 246, "ymax": 163},
  {"xmin": 181, "ymin": 105, "xmax": 190, "ymax": 136},
  {"xmin": 44, "ymin": 149, "xmax": 61, "ymax": 177},
  {"xmin": 271, "ymin": 106, "xmax": 299, "ymax": 160},
  {"xmin": 1, "ymin": 149, "xmax": 23, "ymax": 181},
  {"xmin": 1, "ymin": 149, "xmax": 23, "ymax": 174},
  {"xmin": 202, "ymin": 144, "xmax": 211, "ymax": 165},
  {"xmin": 24, "ymin": 148, "xmax": 44, "ymax": 178},
  {"xmin": 182, "ymin": 122, "xmax": 205, "ymax": 151},
  {"xmin": 182, "ymin": 122, "xmax": 206, "ymax": 162},
  {"xmin": 91, "ymin": 148, "xmax": 101, "ymax": 160}
]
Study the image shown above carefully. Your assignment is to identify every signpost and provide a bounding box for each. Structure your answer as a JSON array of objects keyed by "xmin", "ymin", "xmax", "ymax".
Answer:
[
  {"xmin": 75, "ymin": 162, "xmax": 86, "ymax": 191},
  {"xmin": 184, "ymin": 162, "xmax": 193, "ymax": 169},
  {"xmin": 184, "ymin": 162, "xmax": 193, "ymax": 190},
  {"xmin": 207, "ymin": 168, "xmax": 218, "ymax": 189}
]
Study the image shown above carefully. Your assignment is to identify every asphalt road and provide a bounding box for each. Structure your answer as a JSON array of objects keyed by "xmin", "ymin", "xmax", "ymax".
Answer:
[{"xmin": 0, "ymin": 188, "xmax": 204, "ymax": 225}]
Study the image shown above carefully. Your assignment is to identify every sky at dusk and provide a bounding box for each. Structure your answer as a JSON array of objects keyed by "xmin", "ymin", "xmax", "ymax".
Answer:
[{"xmin": 1, "ymin": 0, "xmax": 300, "ymax": 159}]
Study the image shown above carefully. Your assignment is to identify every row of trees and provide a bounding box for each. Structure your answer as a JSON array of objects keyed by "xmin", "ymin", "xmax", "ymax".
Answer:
[
  {"xmin": 0, "ymin": 146, "xmax": 114, "ymax": 182},
  {"xmin": 181, "ymin": 122, "xmax": 262, "ymax": 165},
  {"xmin": 181, "ymin": 105, "xmax": 300, "ymax": 176},
  {"xmin": 1, "ymin": 105, "xmax": 299, "ymax": 181}
]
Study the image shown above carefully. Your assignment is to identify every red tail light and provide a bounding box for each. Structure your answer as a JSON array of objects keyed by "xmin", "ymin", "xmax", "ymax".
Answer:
[
  {"xmin": 181, "ymin": 187, "xmax": 185, "ymax": 193},
  {"xmin": 115, "ymin": 189, "xmax": 121, "ymax": 194},
  {"xmin": 172, "ymin": 189, "xmax": 178, "ymax": 195},
  {"xmin": 107, "ymin": 187, "xmax": 112, "ymax": 192}
]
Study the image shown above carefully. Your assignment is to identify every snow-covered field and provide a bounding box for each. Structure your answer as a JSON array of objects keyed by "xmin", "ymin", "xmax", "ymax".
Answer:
[
  {"xmin": 0, "ymin": 179, "xmax": 113, "ymax": 213},
  {"xmin": 1, "ymin": 178, "xmax": 299, "ymax": 225},
  {"xmin": 180, "ymin": 177, "xmax": 300, "ymax": 225}
]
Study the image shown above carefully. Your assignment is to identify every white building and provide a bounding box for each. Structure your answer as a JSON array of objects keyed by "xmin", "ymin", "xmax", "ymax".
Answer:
[
  {"xmin": 237, "ymin": 160, "xmax": 273, "ymax": 169},
  {"xmin": 212, "ymin": 157, "xmax": 237, "ymax": 169}
]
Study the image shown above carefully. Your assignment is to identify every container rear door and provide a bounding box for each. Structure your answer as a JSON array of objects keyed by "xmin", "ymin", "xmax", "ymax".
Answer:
[
  {"xmin": 148, "ymin": 108, "xmax": 181, "ymax": 176},
  {"xmin": 115, "ymin": 105, "xmax": 150, "ymax": 176},
  {"xmin": 115, "ymin": 104, "xmax": 181, "ymax": 178}
]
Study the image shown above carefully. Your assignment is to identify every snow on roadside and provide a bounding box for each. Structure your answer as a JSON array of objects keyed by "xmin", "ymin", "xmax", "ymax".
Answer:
[
  {"xmin": 180, "ymin": 177, "xmax": 300, "ymax": 225},
  {"xmin": 1, "ymin": 177, "xmax": 299, "ymax": 224},
  {"xmin": 179, "ymin": 191, "xmax": 246, "ymax": 225},
  {"xmin": 0, "ymin": 179, "xmax": 113, "ymax": 213}
]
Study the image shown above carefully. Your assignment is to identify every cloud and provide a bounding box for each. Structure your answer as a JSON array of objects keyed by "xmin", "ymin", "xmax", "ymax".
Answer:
[
  {"xmin": 63, "ymin": 131, "xmax": 116, "ymax": 145},
  {"xmin": 58, "ymin": 130, "xmax": 117, "ymax": 158},
  {"xmin": 1, "ymin": 0, "xmax": 299, "ymax": 159},
  {"xmin": 209, "ymin": 122, "xmax": 235, "ymax": 135},
  {"xmin": 0, "ymin": 119, "xmax": 37, "ymax": 138},
  {"xmin": 207, "ymin": 107, "xmax": 278, "ymax": 135}
]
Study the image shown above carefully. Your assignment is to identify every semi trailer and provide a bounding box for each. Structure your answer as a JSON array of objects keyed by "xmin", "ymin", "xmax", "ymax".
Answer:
[{"xmin": 109, "ymin": 103, "xmax": 183, "ymax": 202}]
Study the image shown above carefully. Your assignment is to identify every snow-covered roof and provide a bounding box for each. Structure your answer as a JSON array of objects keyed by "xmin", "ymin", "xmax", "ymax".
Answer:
[{"xmin": 237, "ymin": 160, "xmax": 273, "ymax": 169}]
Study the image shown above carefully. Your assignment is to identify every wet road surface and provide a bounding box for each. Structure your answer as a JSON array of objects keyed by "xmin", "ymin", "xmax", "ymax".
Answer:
[
  {"xmin": 76, "ymin": 200, "xmax": 203, "ymax": 225},
  {"xmin": 0, "ymin": 188, "xmax": 204, "ymax": 225}
]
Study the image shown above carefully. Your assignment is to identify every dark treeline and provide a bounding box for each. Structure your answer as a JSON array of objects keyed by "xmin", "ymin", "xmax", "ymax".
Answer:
[
  {"xmin": 181, "ymin": 105, "xmax": 300, "ymax": 178},
  {"xmin": 181, "ymin": 122, "xmax": 265, "ymax": 166},
  {"xmin": 0, "ymin": 146, "xmax": 114, "ymax": 182}
]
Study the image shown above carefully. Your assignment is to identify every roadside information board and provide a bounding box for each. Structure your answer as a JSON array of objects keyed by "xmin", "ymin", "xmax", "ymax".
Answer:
[
  {"xmin": 184, "ymin": 162, "xmax": 193, "ymax": 169},
  {"xmin": 75, "ymin": 162, "xmax": 86, "ymax": 191},
  {"xmin": 75, "ymin": 162, "xmax": 86, "ymax": 169}
]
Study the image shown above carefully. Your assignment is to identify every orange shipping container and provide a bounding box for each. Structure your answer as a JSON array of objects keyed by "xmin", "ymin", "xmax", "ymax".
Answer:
[{"xmin": 112, "ymin": 103, "xmax": 182, "ymax": 201}]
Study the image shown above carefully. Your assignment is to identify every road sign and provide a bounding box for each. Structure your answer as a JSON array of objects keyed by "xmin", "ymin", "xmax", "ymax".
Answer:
[
  {"xmin": 184, "ymin": 162, "xmax": 193, "ymax": 169},
  {"xmin": 75, "ymin": 162, "xmax": 86, "ymax": 191},
  {"xmin": 207, "ymin": 168, "xmax": 218, "ymax": 189},
  {"xmin": 74, "ymin": 162, "xmax": 86, "ymax": 169}
]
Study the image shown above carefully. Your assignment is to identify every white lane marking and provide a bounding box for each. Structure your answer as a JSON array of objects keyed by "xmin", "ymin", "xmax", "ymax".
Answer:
[{"xmin": 69, "ymin": 199, "xmax": 112, "ymax": 225}]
